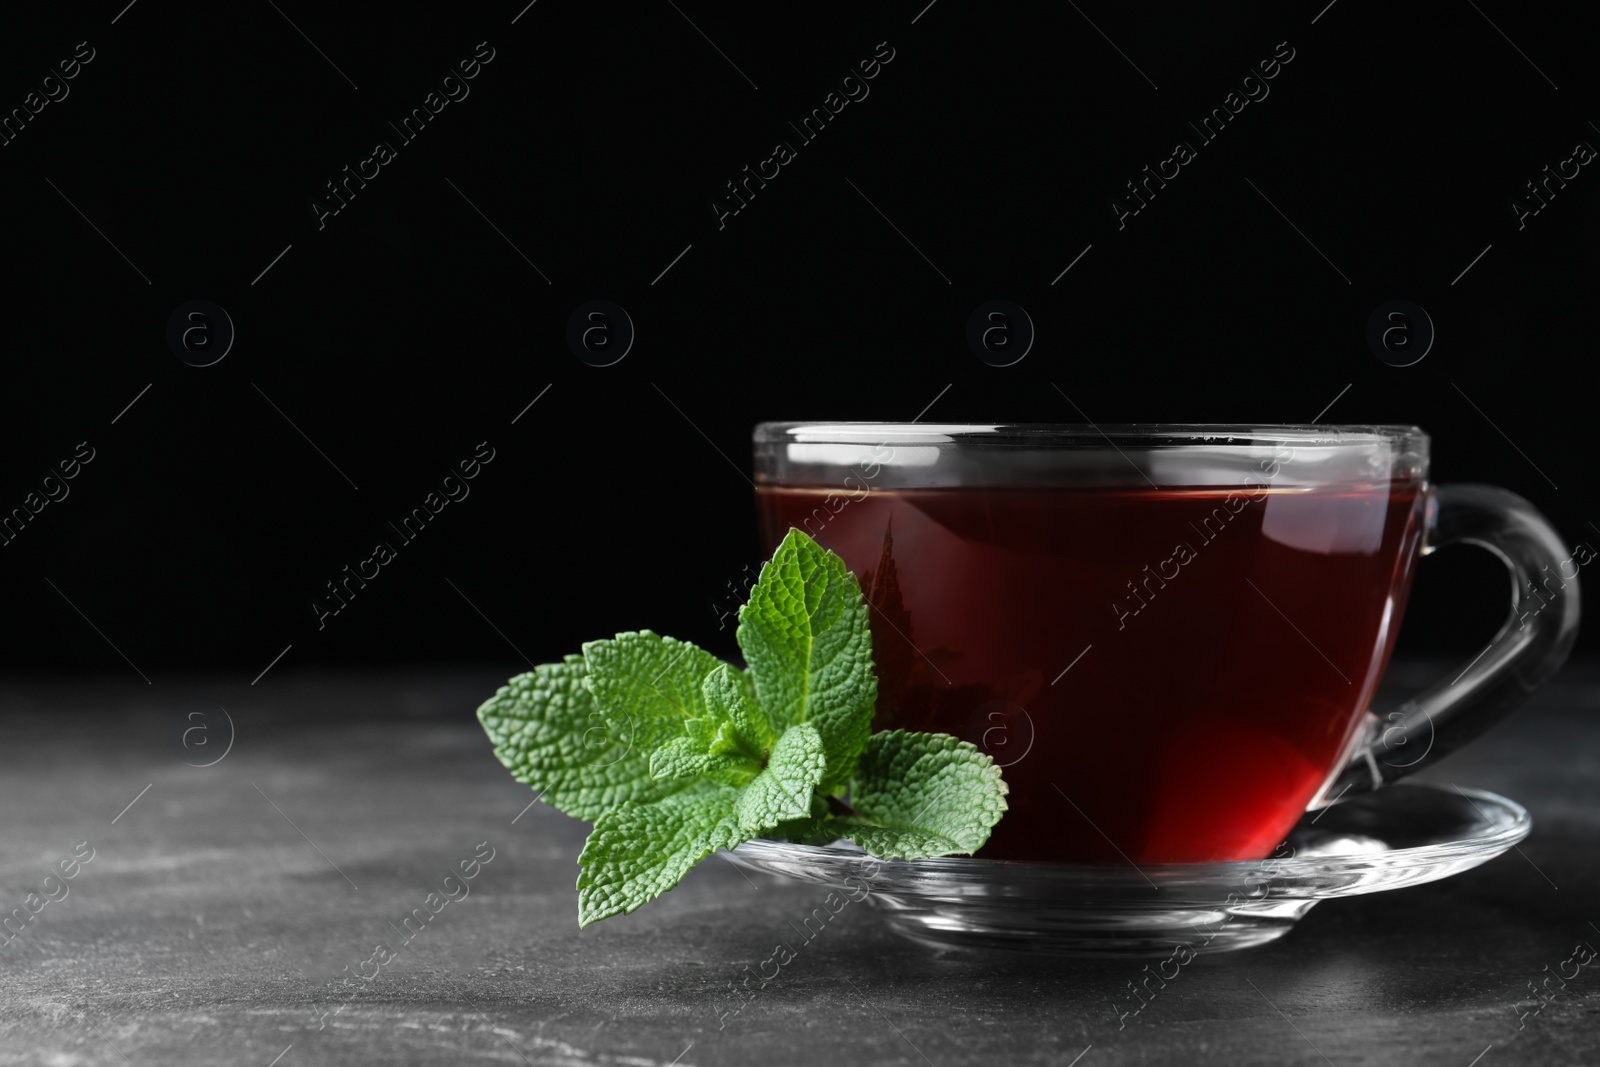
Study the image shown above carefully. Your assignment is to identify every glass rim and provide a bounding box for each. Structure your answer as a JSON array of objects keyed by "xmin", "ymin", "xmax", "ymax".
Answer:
[{"xmin": 755, "ymin": 422, "xmax": 1428, "ymax": 447}]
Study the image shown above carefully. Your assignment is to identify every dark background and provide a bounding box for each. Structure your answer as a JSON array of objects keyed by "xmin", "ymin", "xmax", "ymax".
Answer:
[{"xmin": 0, "ymin": 0, "xmax": 1593, "ymax": 691}]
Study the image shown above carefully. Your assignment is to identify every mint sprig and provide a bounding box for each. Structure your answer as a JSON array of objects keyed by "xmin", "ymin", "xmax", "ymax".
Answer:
[{"xmin": 476, "ymin": 529, "xmax": 1009, "ymax": 926}]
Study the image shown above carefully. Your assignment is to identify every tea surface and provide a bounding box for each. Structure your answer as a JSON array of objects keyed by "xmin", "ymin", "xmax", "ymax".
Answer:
[{"xmin": 757, "ymin": 483, "xmax": 1425, "ymax": 862}]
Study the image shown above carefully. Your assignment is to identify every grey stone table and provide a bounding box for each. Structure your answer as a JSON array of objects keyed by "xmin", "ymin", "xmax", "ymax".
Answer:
[{"xmin": 3, "ymin": 661, "xmax": 1597, "ymax": 1067}]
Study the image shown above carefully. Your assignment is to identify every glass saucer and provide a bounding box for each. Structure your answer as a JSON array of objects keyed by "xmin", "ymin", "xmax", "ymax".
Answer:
[{"xmin": 726, "ymin": 781, "xmax": 1529, "ymax": 957}]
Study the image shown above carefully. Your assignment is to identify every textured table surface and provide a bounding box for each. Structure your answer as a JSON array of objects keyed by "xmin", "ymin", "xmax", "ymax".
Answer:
[{"xmin": 2, "ymin": 662, "xmax": 1597, "ymax": 1067}]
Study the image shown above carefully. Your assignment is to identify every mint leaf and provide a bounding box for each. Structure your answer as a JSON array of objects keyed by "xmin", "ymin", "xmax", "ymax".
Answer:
[
  {"xmin": 477, "ymin": 656, "xmax": 691, "ymax": 821},
  {"xmin": 577, "ymin": 785, "xmax": 740, "ymax": 926},
  {"xmin": 581, "ymin": 630, "xmax": 722, "ymax": 758},
  {"xmin": 701, "ymin": 663, "xmax": 774, "ymax": 758},
  {"xmin": 829, "ymin": 729, "xmax": 1008, "ymax": 859},
  {"xmin": 648, "ymin": 736, "xmax": 756, "ymax": 786},
  {"xmin": 651, "ymin": 664, "xmax": 773, "ymax": 785},
  {"xmin": 737, "ymin": 530, "xmax": 875, "ymax": 791},
  {"xmin": 578, "ymin": 724, "xmax": 826, "ymax": 924},
  {"xmin": 681, "ymin": 715, "xmax": 719, "ymax": 750},
  {"xmin": 769, "ymin": 818, "xmax": 839, "ymax": 846},
  {"xmin": 733, "ymin": 722, "xmax": 826, "ymax": 834},
  {"xmin": 824, "ymin": 820, "xmax": 965, "ymax": 858},
  {"xmin": 766, "ymin": 794, "xmax": 834, "ymax": 845}
]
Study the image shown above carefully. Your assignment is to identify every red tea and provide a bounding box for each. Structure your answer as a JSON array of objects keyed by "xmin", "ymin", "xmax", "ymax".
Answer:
[{"xmin": 757, "ymin": 483, "xmax": 1426, "ymax": 863}]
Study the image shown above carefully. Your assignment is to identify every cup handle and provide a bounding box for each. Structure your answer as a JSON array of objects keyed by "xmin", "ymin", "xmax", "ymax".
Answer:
[{"xmin": 1322, "ymin": 483, "xmax": 1581, "ymax": 800}]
